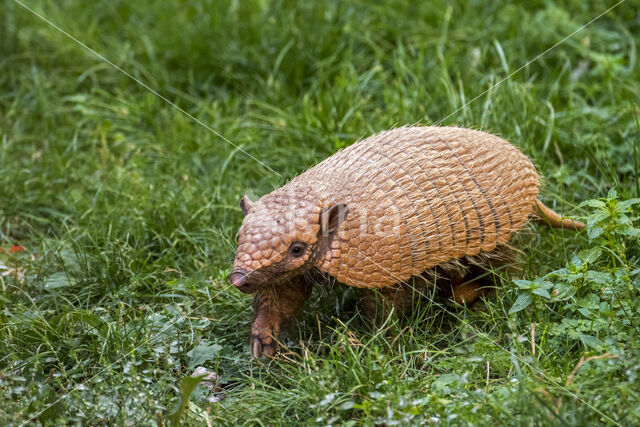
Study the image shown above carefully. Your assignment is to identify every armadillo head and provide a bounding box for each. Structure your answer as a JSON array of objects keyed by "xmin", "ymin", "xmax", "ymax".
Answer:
[{"xmin": 228, "ymin": 190, "xmax": 347, "ymax": 294}]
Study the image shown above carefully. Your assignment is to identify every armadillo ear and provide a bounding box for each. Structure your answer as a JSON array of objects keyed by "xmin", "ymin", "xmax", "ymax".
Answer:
[
  {"xmin": 240, "ymin": 195, "xmax": 254, "ymax": 216},
  {"xmin": 320, "ymin": 204, "xmax": 348, "ymax": 237}
]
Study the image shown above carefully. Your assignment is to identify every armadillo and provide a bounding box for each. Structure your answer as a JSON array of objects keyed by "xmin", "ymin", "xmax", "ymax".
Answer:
[{"xmin": 228, "ymin": 126, "xmax": 584, "ymax": 357}]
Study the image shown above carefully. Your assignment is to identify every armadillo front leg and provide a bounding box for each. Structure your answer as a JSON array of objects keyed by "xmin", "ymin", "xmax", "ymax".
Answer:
[{"xmin": 251, "ymin": 278, "xmax": 312, "ymax": 358}]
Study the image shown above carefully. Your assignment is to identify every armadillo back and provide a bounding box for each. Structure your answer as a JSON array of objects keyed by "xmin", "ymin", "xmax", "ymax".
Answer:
[{"xmin": 287, "ymin": 126, "xmax": 539, "ymax": 289}]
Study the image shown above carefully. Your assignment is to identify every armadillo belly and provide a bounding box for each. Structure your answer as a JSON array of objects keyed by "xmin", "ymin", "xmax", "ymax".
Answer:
[{"xmin": 287, "ymin": 126, "xmax": 539, "ymax": 289}]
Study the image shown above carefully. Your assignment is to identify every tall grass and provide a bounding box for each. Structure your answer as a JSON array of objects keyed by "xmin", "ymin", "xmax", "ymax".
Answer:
[{"xmin": 1, "ymin": 0, "xmax": 639, "ymax": 424}]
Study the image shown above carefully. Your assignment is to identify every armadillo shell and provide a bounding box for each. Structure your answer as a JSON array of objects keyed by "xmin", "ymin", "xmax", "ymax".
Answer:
[{"xmin": 286, "ymin": 126, "xmax": 539, "ymax": 289}]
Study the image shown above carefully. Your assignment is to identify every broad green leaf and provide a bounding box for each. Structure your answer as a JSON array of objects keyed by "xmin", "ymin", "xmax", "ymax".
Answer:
[
  {"xmin": 599, "ymin": 302, "xmax": 612, "ymax": 314},
  {"xmin": 58, "ymin": 248, "xmax": 83, "ymax": 274},
  {"xmin": 551, "ymin": 284, "xmax": 575, "ymax": 301},
  {"xmin": 44, "ymin": 272, "xmax": 72, "ymax": 289},
  {"xmin": 579, "ymin": 334, "xmax": 603, "ymax": 349},
  {"xmin": 434, "ymin": 373, "xmax": 460, "ymax": 385},
  {"xmin": 587, "ymin": 212, "xmax": 610, "ymax": 227},
  {"xmin": 580, "ymin": 293, "xmax": 601, "ymax": 308},
  {"xmin": 339, "ymin": 401, "xmax": 355, "ymax": 410},
  {"xmin": 548, "ymin": 268, "xmax": 569, "ymax": 277},
  {"xmin": 570, "ymin": 256, "xmax": 583, "ymax": 268},
  {"xmin": 512, "ymin": 279, "xmax": 533, "ymax": 289},
  {"xmin": 578, "ymin": 308, "xmax": 591, "ymax": 317},
  {"xmin": 587, "ymin": 227, "xmax": 604, "ymax": 240},
  {"xmin": 509, "ymin": 293, "xmax": 532, "ymax": 314},
  {"xmin": 187, "ymin": 344, "xmax": 222, "ymax": 369},
  {"xmin": 533, "ymin": 279, "xmax": 554, "ymax": 290},
  {"xmin": 532, "ymin": 288, "xmax": 550, "ymax": 299},
  {"xmin": 579, "ymin": 199, "xmax": 606, "ymax": 209},
  {"xmin": 619, "ymin": 198, "xmax": 640, "ymax": 210},
  {"xmin": 617, "ymin": 213, "xmax": 632, "ymax": 225},
  {"xmin": 615, "ymin": 225, "xmax": 639, "ymax": 237},
  {"xmin": 167, "ymin": 374, "xmax": 207, "ymax": 426},
  {"xmin": 565, "ymin": 273, "xmax": 584, "ymax": 284},
  {"xmin": 579, "ymin": 247, "xmax": 602, "ymax": 265},
  {"xmin": 585, "ymin": 271, "xmax": 614, "ymax": 285}
]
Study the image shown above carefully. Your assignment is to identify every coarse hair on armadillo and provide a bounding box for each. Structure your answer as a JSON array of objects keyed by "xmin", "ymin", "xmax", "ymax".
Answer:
[{"xmin": 231, "ymin": 126, "xmax": 582, "ymax": 293}]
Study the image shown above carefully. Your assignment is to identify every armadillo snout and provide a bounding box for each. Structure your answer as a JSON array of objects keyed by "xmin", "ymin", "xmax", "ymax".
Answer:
[{"xmin": 227, "ymin": 269, "xmax": 257, "ymax": 294}]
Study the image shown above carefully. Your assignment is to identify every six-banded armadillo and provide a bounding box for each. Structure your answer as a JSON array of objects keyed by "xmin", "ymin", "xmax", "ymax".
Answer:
[{"xmin": 228, "ymin": 126, "xmax": 584, "ymax": 357}]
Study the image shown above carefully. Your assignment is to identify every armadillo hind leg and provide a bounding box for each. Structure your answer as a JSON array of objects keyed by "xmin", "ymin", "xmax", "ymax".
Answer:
[
  {"xmin": 361, "ymin": 245, "xmax": 513, "ymax": 325},
  {"xmin": 449, "ymin": 281, "xmax": 491, "ymax": 305},
  {"xmin": 431, "ymin": 244, "xmax": 514, "ymax": 304}
]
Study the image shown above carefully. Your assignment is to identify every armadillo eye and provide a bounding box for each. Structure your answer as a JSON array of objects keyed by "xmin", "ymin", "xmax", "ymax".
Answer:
[{"xmin": 289, "ymin": 242, "xmax": 306, "ymax": 258}]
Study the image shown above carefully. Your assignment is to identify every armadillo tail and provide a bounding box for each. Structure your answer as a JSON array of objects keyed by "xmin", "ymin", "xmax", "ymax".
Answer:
[{"xmin": 534, "ymin": 199, "xmax": 585, "ymax": 230}]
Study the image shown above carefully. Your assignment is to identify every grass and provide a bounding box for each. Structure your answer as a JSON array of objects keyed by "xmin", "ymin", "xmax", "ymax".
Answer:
[{"xmin": 1, "ymin": 0, "xmax": 639, "ymax": 424}]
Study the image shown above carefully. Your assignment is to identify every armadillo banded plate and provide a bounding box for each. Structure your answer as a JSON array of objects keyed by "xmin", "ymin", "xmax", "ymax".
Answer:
[{"xmin": 284, "ymin": 126, "xmax": 539, "ymax": 289}]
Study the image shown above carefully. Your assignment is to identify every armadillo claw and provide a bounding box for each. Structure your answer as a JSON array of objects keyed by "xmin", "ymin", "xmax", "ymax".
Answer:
[{"xmin": 249, "ymin": 331, "xmax": 276, "ymax": 358}]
